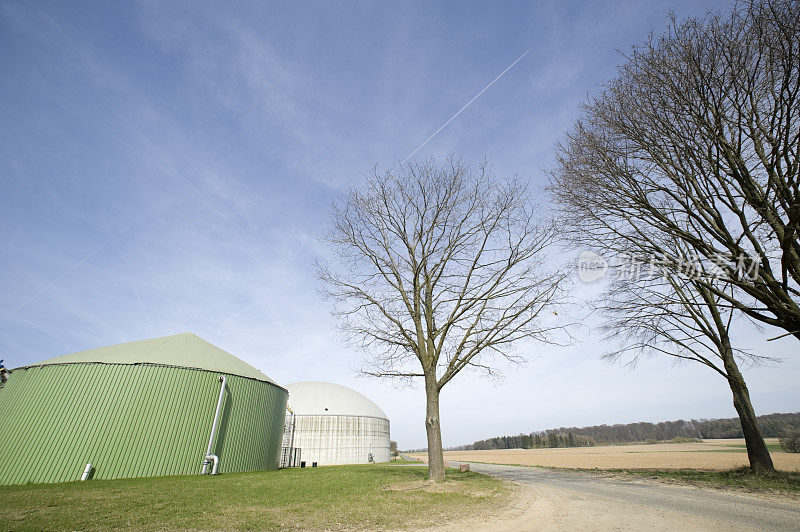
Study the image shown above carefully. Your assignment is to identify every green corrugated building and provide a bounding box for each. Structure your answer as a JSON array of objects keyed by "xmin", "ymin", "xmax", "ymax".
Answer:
[{"xmin": 0, "ymin": 333, "xmax": 287, "ymax": 485}]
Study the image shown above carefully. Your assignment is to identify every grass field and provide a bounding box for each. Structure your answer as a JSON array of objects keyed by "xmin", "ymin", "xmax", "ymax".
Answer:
[
  {"xmin": 0, "ymin": 463, "xmax": 509, "ymax": 530},
  {"xmin": 611, "ymin": 467, "xmax": 800, "ymax": 493},
  {"xmin": 411, "ymin": 439, "xmax": 800, "ymax": 471}
]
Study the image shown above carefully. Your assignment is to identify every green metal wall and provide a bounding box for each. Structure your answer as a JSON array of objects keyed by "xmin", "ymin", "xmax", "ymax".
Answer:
[{"xmin": 0, "ymin": 363, "xmax": 287, "ymax": 485}]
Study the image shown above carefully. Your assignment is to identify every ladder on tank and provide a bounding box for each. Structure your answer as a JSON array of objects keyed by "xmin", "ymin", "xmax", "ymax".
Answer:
[{"xmin": 279, "ymin": 408, "xmax": 299, "ymax": 468}]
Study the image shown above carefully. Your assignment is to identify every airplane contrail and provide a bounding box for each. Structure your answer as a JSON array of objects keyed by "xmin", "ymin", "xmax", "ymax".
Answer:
[
  {"xmin": 401, "ymin": 48, "xmax": 531, "ymax": 164},
  {"xmin": 9, "ymin": 226, "xmax": 129, "ymax": 316}
]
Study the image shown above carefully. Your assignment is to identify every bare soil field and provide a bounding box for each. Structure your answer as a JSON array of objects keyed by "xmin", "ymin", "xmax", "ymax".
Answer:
[{"xmin": 412, "ymin": 439, "xmax": 800, "ymax": 471}]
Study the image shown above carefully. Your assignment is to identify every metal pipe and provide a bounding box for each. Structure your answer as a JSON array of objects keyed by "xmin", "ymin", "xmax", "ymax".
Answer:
[
  {"xmin": 81, "ymin": 463, "xmax": 92, "ymax": 481},
  {"xmin": 201, "ymin": 375, "xmax": 226, "ymax": 474},
  {"xmin": 204, "ymin": 453, "xmax": 219, "ymax": 475}
]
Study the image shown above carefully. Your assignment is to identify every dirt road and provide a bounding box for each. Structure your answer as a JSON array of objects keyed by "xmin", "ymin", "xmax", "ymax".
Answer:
[{"xmin": 442, "ymin": 462, "xmax": 800, "ymax": 531}]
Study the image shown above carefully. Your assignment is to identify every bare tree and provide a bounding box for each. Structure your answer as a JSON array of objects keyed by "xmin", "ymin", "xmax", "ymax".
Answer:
[
  {"xmin": 551, "ymin": 0, "xmax": 800, "ymax": 340},
  {"xmin": 601, "ymin": 249, "xmax": 777, "ymax": 471},
  {"xmin": 550, "ymin": 0, "xmax": 798, "ymax": 472},
  {"xmin": 318, "ymin": 157, "xmax": 567, "ymax": 482}
]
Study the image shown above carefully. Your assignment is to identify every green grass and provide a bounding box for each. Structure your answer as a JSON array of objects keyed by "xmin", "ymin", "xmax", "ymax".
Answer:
[
  {"xmin": 717, "ymin": 442, "xmax": 785, "ymax": 452},
  {"xmin": 622, "ymin": 449, "xmax": 749, "ymax": 453},
  {"xmin": 0, "ymin": 464, "xmax": 509, "ymax": 531},
  {"xmin": 382, "ymin": 457, "xmax": 421, "ymax": 465},
  {"xmin": 601, "ymin": 467, "xmax": 800, "ymax": 494}
]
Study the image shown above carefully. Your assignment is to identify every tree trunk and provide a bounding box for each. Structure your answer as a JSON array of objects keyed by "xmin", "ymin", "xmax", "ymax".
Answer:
[
  {"xmin": 424, "ymin": 374, "xmax": 446, "ymax": 482},
  {"xmin": 720, "ymin": 345, "xmax": 775, "ymax": 473}
]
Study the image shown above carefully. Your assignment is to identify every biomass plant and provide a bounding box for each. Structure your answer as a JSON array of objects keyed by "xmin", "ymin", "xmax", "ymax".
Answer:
[
  {"xmin": 285, "ymin": 381, "xmax": 390, "ymax": 465},
  {"xmin": 0, "ymin": 333, "xmax": 287, "ymax": 485}
]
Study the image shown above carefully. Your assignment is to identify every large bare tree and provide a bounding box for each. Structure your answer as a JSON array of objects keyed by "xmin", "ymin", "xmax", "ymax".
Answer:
[
  {"xmin": 550, "ymin": 0, "xmax": 798, "ymax": 471},
  {"xmin": 551, "ymin": 0, "xmax": 800, "ymax": 339},
  {"xmin": 318, "ymin": 158, "xmax": 567, "ymax": 481}
]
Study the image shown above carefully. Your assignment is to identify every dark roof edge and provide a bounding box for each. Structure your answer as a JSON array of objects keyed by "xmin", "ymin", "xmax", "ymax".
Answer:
[{"xmin": 10, "ymin": 361, "xmax": 288, "ymax": 392}]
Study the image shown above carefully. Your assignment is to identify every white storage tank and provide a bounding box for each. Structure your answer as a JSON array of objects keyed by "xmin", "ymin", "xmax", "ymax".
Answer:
[{"xmin": 286, "ymin": 382, "xmax": 390, "ymax": 465}]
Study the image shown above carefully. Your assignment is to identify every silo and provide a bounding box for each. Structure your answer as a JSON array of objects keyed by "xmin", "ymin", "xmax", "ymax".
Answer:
[
  {"xmin": 286, "ymin": 381, "xmax": 390, "ymax": 465},
  {"xmin": 0, "ymin": 333, "xmax": 287, "ymax": 485}
]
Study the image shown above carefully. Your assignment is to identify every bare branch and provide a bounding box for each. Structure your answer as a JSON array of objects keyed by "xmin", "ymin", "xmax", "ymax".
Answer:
[{"xmin": 319, "ymin": 156, "xmax": 569, "ymax": 387}]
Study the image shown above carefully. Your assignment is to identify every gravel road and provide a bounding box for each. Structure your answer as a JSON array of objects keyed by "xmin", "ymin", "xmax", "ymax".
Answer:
[{"xmin": 449, "ymin": 462, "xmax": 800, "ymax": 531}]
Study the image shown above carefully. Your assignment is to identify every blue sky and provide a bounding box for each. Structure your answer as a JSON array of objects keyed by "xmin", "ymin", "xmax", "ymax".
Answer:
[{"xmin": 1, "ymin": 0, "xmax": 797, "ymax": 449}]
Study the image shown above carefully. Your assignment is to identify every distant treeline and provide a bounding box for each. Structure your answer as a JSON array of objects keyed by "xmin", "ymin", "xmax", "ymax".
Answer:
[{"xmin": 452, "ymin": 413, "xmax": 800, "ymax": 451}]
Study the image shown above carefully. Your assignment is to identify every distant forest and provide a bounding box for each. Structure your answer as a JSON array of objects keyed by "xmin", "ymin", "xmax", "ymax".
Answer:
[{"xmin": 447, "ymin": 413, "xmax": 800, "ymax": 451}]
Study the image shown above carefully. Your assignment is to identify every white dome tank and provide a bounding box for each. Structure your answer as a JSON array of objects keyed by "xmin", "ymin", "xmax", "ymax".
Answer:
[{"xmin": 286, "ymin": 382, "xmax": 390, "ymax": 465}]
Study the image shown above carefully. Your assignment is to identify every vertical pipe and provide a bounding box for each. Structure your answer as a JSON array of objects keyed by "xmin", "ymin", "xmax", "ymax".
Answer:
[{"xmin": 201, "ymin": 375, "xmax": 226, "ymax": 474}]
